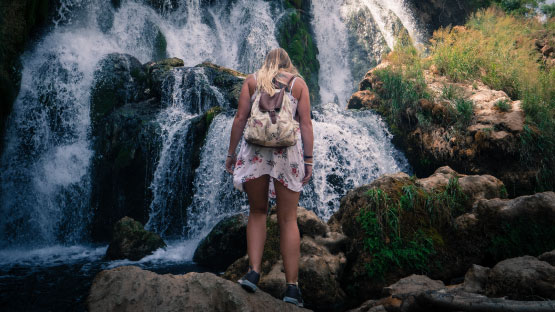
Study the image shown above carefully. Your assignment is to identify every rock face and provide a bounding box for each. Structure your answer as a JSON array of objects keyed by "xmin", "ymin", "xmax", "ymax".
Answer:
[
  {"xmin": 193, "ymin": 214, "xmax": 248, "ymax": 271},
  {"xmin": 87, "ymin": 265, "xmax": 307, "ymax": 312},
  {"xmin": 462, "ymin": 264, "xmax": 490, "ymax": 294},
  {"xmin": 406, "ymin": 0, "xmax": 475, "ymax": 37},
  {"xmin": 539, "ymin": 249, "xmax": 555, "ymax": 266},
  {"xmin": 0, "ymin": 0, "xmax": 55, "ymax": 154},
  {"xmin": 105, "ymin": 217, "xmax": 166, "ymax": 261},
  {"xmin": 90, "ymin": 53, "xmax": 149, "ymax": 127},
  {"xmin": 329, "ymin": 166, "xmax": 555, "ymax": 304},
  {"xmin": 223, "ymin": 207, "xmax": 348, "ymax": 311},
  {"xmin": 383, "ymin": 275, "xmax": 445, "ymax": 297},
  {"xmin": 89, "ymin": 56, "xmax": 243, "ymax": 241},
  {"xmin": 486, "ymin": 256, "xmax": 555, "ymax": 300},
  {"xmin": 349, "ymin": 61, "xmax": 536, "ymax": 196}
]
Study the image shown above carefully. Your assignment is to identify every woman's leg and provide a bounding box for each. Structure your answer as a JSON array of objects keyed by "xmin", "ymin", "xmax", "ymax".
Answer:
[
  {"xmin": 244, "ymin": 174, "xmax": 270, "ymax": 273},
  {"xmin": 273, "ymin": 178, "xmax": 301, "ymax": 284}
]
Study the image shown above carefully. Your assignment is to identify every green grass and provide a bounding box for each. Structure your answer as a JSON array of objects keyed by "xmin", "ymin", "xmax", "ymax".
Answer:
[
  {"xmin": 455, "ymin": 98, "xmax": 474, "ymax": 126},
  {"xmin": 356, "ymin": 176, "xmax": 469, "ymax": 280},
  {"xmin": 494, "ymin": 99, "xmax": 512, "ymax": 111}
]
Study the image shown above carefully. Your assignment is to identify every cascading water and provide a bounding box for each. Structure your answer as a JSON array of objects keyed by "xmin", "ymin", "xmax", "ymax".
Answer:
[
  {"xmin": 0, "ymin": 0, "xmax": 426, "ymax": 308},
  {"xmin": 145, "ymin": 67, "xmax": 225, "ymax": 237}
]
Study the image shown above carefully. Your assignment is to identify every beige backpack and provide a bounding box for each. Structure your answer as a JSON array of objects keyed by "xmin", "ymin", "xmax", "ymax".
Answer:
[{"xmin": 244, "ymin": 75, "xmax": 299, "ymax": 147}]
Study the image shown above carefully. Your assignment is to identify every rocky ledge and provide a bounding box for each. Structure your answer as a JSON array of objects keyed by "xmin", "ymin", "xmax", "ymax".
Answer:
[
  {"xmin": 348, "ymin": 60, "xmax": 536, "ymax": 196},
  {"xmin": 87, "ymin": 265, "xmax": 307, "ymax": 312}
]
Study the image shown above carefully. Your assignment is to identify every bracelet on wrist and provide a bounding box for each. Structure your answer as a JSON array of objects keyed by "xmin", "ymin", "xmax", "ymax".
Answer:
[
  {"xmin": 303, "ymin": 155, "xmax": 313, "ymax": 159},
  {"xmin": 227, "ymin": 154, "xmax": 234, "ymax": 158},
  {"xmin": 304, "ymin": 163, "xmax": 313, "ymax": 166}
]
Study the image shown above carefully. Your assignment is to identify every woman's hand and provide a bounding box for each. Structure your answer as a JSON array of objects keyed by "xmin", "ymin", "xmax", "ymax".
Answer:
[
  {"xmin": 302, "ymin": 164, "xmax": 312, "ymax": 185},
  {"xmin": 225, "ymin": 155, "xmax": 236, "ymax": 174}
]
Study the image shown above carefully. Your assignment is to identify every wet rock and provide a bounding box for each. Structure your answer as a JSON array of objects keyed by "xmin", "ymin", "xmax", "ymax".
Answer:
[
  {"xmin": 486, "ymin": 256, "xmax": 555, "ymax": 300},
  {"xmin": 347, "ymin": 90, "xmax": 381, "ymax": 110},
  {"xmin": 193, "ymin": 214, "xmax": 248, "ymax": 271},
  {"xmin": 538, "ymin": 250, "xmax": 555, "ymax": 266},
  {"xmin": 328, "ymin": 167, "xmax": 554, "ymax": 305},
  {"xmin": 473, "ymin": 191, "xmax": 555, "ymax": 220},
  {"xmin": 90, "ymin": 98, "xmax": 162, "ymax": 241},
  {"xmin": 224, "ymin": 207, "xmax": 348, "ymax": 311},
  {"xmin": 90, "ymin": 53, "xmax": 148, "ymax": 127},
  {"xmin": 196, "ymin": 62, "xmax": 245, "ymax": 109},
  {"xmin": 144, "ymin": 57, "xmax": 185, "ymax": 98},
  {"xmin": 383, "ymin": 275, "xmax": 445, "ymax": 297},
  {"xmin": 105, "ymin": 217, "xmax": 166, "ymax": 261},
  {"xmin": 297, "ymin": 208, "xmax": 329, "ymax": 238},
  {"xmin": 87, "ymin": 265, "xmax": 306, "ymax": 312},
  {"xmin": 463, "ymin": 264, "xmax": 490, "ymax": 294}
]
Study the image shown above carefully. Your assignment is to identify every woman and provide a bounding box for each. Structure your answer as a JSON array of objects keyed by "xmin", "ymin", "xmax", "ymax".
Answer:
[{"xmin": 225, "ymin": 47, "xmax": 313, "ymax": 307}]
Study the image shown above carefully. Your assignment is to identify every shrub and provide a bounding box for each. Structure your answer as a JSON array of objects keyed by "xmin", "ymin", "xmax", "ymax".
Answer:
[
  {"xmin": 494, "ymin": 98, "xmax": 511, "ymax": 111},
  {"xmin": 455, "ymin": 98, "xmax": 474, "ymax": 126}
]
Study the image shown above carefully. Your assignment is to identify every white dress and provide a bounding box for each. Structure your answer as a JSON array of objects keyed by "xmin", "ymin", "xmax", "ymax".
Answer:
[{"xmin": 232, "ymin": 76, "xmax": 305, "ymax": 198}]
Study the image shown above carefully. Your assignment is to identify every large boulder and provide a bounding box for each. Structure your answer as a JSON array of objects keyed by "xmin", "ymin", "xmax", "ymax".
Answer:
[
  {"xmin": 329, "ymin": 166, "xmax": 555, "ymax": 305},
  {"xmin": 87, "ymin": 265, "xmax": 307, "ymax": 312},
  {"xmin": 90, "ymin": 98, "xmax": 162, "ymax": 241},
  {"xmin": 223, "ymin": 207, "xmax": 348, "ymax": 311},
  {"xmin": 105, "ymin": 217, "xmax": 166, "ymax": 261},
  {"xmin": 193, "ymin": 213, "xmax": 248, "ymax": 271},
  {"xmin": 538, "ymin": 249, "xmax": 555, "ymax": 266},
  {"xmin": 383, "ymin": 275, "xmax": 445, "ymax": 297},
  {"xmin": 90, "ymin": 53, "xmax": 149, "ymax": 127},
  {"xmin": 486, "ymin": 256, "xmax": 555, "ymax": 300},
  {"xmin": 462, "ymin": 264, "xmax": 490, "ymax": 294}
]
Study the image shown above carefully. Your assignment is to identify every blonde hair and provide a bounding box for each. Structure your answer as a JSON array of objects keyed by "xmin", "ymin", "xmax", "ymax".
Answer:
[{"xmin": 256, "ymin": 48, "xmax": 300, "ymax": 95}]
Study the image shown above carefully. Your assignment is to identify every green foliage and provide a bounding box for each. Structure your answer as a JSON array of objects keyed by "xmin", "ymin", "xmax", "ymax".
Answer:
[
  {"xmin": 373, "ymin": 69, "xmax": 427, "ymax": 126},
  {"xmin": 455, "ymin": 98, "xmax": 474, "ymax": 126},
  {"xmin": 441, "ymin": 84, "xmax": 461, "ymax": 100},
  {"xmin": 488, "ymin": 216, "xmax": 555, "ymax": 261},
  {"xmin": 357, "ymin": 189, "xmax": 435, "ymax": 280},
  {"xmin": 473, "ymin": 0, "xmax": 547, "ymax": 15},
  {"xmin": 427, "ymin": 7, "xmax": 555, "ymax": 191},
  {"xmin": 277, "ymin": 10, "xmax": 320, "ymax": 103},
  {"xmin": 356, "ymin": 177, "xmax": 468, "ymax": 280},
  {"xmin": 541, "ymin": 3, "xmax": 555, "ymax": 18},
  {"xmin": 494, "ymin": 98, "xmax": 511, "ymax": 111}
]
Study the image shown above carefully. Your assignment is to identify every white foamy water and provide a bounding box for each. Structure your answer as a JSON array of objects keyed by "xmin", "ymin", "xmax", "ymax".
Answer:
[{"xmin": 311, "ymin": 0, "xmax": 355, "ymax": 106}]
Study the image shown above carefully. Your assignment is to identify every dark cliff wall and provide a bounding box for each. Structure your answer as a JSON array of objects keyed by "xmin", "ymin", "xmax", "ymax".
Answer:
[
  {"xmin": 0, "ymin": 0, "xmax": 57, "ymax": 156},
  {"xmin": 406, "ymin": 0, "xmax": 477, "ymax": 37}
]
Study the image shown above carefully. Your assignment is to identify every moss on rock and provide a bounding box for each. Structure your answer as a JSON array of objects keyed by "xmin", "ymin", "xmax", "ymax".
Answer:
[
  {"xmin": 105, "ymin": 216, "xmax": 166, "ymax": 261},
  {"xmin": 277, "ymin": 8, "xmax": 320, "ymax": 104}
]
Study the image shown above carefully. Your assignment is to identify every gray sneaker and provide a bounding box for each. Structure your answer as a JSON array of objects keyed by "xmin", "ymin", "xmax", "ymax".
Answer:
[
  {"xmin": 283, "ymin": 283, "xmax": 304, "ymax": 308},
  {"xmin": 238, "ymin": 267, "xmax": 260, "ymax": 293}
]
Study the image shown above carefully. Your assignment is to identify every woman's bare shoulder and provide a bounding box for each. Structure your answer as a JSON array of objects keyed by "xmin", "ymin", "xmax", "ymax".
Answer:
[{"xmin": 292, "ymin": 76, "xmax": 308, "ymax": 99}]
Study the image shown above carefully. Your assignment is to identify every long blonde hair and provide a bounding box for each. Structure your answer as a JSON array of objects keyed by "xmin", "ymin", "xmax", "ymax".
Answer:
[{"xmin": 256, "ymin": 48, "xmax": 300, "ymax": 96}]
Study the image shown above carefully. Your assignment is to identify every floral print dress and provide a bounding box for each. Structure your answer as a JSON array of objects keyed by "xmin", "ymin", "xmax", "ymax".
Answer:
[{"xmin": 232, "ymin": 77, "xmax": 305, "ymax": 198}]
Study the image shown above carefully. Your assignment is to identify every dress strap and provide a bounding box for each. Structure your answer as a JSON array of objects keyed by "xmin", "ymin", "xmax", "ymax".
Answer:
[{"xmin": 289, "ymin": 77, "xmax": 298, "ymax": 94}]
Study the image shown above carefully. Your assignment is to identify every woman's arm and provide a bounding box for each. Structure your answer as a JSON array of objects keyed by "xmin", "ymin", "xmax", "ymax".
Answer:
[
  {"xmin": 226, "ymin": 75, "xmax": 254, "ymax": 173},
  {"xmin": 296, "ymin": 79, "xmax": 314, "ymax": 185}
]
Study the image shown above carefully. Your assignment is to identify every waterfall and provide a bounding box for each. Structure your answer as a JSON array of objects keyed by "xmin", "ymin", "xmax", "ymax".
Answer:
[
  {"xmin": 310, "ymin": 0, "xmax": 354, "ymax": 106},
  {"xmin": 0, "ymin": 0, "xmax": 425, "ymax": 253},
  {"xmin": 145, "ymin": 67, "xmax": 225, "ymax": 236}
]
